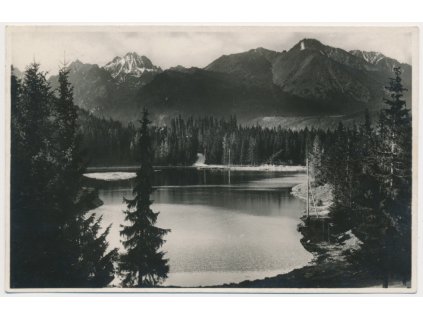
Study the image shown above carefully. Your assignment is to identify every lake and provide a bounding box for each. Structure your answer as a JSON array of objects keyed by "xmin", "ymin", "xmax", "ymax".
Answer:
[{"xmin": 85, "ymin": 167, "xmax": 313, "ymax": 287}]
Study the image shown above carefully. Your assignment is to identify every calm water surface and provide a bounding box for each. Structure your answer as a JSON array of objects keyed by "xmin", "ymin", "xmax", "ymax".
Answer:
[{"xmin": 86, "ymin": 168, "xmax": 312, "ymax": 287}]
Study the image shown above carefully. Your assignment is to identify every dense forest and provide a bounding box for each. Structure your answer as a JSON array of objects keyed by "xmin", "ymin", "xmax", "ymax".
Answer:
[
  {"xmin": 307, "ymin": 67, "xmax": 412, "ymax": 287},
  {"xmin": 11, "ymin": 64, "xmax": 118, "ymax": 287},
  {"xmin": 79, "ymin": 112, "xmax": 339, "ymax": 167}
]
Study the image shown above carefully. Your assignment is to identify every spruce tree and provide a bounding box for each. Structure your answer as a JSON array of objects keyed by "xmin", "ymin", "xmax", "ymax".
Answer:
[
  {"xmin": 248, "ymin": 136, "xmax": 257, "ymax": 165},
  {"xmin": 351, "ymin": 67, "xmax": 412, "ymax": 287},
  {"xmin": 222, "ymin": 134, "xmax": 229, "ymax": 165},
  {"xmin": 54, "ymin": 65, "xmax": 118, "ymax": 287},
  {"xmin": 377, "ymin": 67, "xmax": 412, "ymax": 286},
  {"xmin": 309, "ymin": 134, "xmax": 323, "ymax": 185},
  {"xmin": 119, "ymin": 108, "xmax": 170, "ymax": 287},
  {"xmin": 54, "ymin": 64, "xmax": 81, "ymax": 223},
  {"xmin": 10, "ymin": 63, "xmax": 58, "ymax": 287},
  {"xmin": 11, "ymin": 63, "xmax": 118, "ymax": 287},
  {"xmin": 10, "ymin": 67, "xmax": 24, "ymax": 286},
  {"xmin": 327, "ymin": 122, "xmax": 352, "ymax": 232},
  {"xmin": 360, "ymin": 109, "xmax": 374, "ymax": 172}
]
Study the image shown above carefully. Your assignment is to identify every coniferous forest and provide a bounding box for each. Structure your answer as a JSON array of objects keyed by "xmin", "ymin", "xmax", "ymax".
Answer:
[
  {"xmin": 11, "ymin": 64, "xmax": 118, "ymax": 288},
  {"xmin": 10, "ymin": 62, "xmax": 412, "ymax": 288},
  {"xmin": 307, "ymin": 68, "xmax": 412, "ymax": 287},
  {"xmin": 80, "ymin": 113, "xmax": 324, "ymax": 167}
]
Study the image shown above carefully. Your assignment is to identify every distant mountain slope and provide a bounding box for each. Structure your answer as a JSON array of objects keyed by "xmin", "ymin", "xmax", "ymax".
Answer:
[
  {"xmin": 208, "ymin": 39, "xmax": 411, "ymax": 114},
  {"xmin": 349, "ymin": 49, "xmax": 412, "ymax": 86},
  {"xmin": 205, "ymin": 48, "xmax": 283, "ymax": 87},
  {"xmin": 134, "ymin": 67, "xmax": 331, "ymax": 121},
  {"xmin": 46, "ymin": 39, "xmax": 412, "ymax": 125},
  {"xmin": 248, "ymin": 109, "xmax": 381, "ymax": 131},
  {"xmin": 50, "ymin": 60, "xmax": 117, "ymax": 113}
]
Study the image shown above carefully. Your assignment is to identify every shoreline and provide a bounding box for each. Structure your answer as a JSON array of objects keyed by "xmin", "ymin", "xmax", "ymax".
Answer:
[
  {"xmin": 214, "ymin": 182, "xmax": 380, "ymax": 289},
  {"xmin": 83, "ymin": 164, "xmax": 306, "ymax": 181},
  {"xmin": 193, "ymin": 164, "xmax": 306, "ymax": 172},
  {"xmin": 85, "ymin": 164, "xmax": 306, "ymax": 174}
]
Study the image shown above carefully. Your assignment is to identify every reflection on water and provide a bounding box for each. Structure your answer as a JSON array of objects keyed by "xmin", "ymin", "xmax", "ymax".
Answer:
[{"xmin": 89, "ymin": 168, "xmax": 313, "ymax": 287}]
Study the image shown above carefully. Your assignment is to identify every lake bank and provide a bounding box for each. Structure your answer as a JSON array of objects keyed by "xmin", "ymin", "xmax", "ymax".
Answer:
[
  {"xmin": 85, "ymin": 164, "xmax": 306, "ymax": 174},
  {"xmin": 194, "ymin": 164, "xmax": 306, "ymax": 172},
  {"xmin": 216, "ymin": 182, "xmax": 380, "ymax": 288}
]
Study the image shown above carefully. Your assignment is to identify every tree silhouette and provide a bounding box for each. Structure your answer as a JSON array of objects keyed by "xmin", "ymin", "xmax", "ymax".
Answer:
[
  {"xmin": 55, "ymin": 65, "xmax": 118, "ymax": 287},
  {"xmin": 377, "ymin": 67, "xmax": 412, "ymax": 286},
  {"xmin": 10, "ymin": 63, "xmax": 59, "ymax": 287},
  {"xmin": 119, "ymin": 108, "xmax": 170, "ymax": 287},
  {"xmin": 10, "ymin": 63, "xmax": 118, "ymax": 287}
]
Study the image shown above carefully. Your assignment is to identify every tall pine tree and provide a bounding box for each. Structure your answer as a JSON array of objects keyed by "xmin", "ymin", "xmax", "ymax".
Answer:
[
  {"xmin": 309, "ymin": 134, "xmax": 324, "ymax": 185},
  {"xmin": 11, "ymin": 63, "xmax": 118, "ymax": 287},
  {"xmin": 10, "ymin": 63, "xmax": 59, "ymax": 287},
  {"xmin": 54, "ymin": 65, "xmax": 118, "ymax": 287},
  {"xmin": 119, "ymin": 109, "xmax": 170, "ymax": 287},
  {"xmin": 348, "ymin": 67, "xmax": 412, "ymax": 287},
  {"xmin": 376, "ymin": 66, "xmax": 412, "ymax": 286}
]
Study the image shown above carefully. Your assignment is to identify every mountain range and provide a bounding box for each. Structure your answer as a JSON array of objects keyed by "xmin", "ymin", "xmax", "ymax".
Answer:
[{"xmin": 23, "ymin": 38, "xmax": 412, "ymax": 126}]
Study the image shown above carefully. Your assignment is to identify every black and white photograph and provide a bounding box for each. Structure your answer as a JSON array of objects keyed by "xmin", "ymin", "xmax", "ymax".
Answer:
[{"xmin": 4, "ymin": 25, "xmax": 418, "ymax": 292}]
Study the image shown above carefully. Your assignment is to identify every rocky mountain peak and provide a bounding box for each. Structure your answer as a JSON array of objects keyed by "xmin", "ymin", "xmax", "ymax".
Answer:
[
  {"xmin": 291, "ymin": 38, "xmax": 325, "ymax": 52},
  {"xmin": 349, "ymin": 50, "xmax": 386, "ymax": 65},
  {"xmin": 103, "ymin": 52, "xmax": 161, "ymax": 80}
]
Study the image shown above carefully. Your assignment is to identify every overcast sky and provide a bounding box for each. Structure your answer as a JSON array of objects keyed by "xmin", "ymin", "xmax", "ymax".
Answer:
[{"xmin": 8, "ymin": 26, "xmax": 415, "ymax": 75}]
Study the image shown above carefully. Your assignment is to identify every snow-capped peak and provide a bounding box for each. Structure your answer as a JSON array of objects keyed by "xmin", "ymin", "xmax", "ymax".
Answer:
[{"xmin": 103, "ymin": 52, "xmax": 161, "ymax": 79}]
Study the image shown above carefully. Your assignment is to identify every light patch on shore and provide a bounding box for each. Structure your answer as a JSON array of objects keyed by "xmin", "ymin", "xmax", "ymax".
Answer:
[
  {"xmin": 195, "ymin": 164, "xmax": 306, "ymax": 172},
  {"xmin": 84, "ymin": 172, "xmax": 136, "ymax": 181}
]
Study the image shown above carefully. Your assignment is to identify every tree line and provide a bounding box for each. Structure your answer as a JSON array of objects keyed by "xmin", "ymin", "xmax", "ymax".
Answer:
[
  {"xmin": 79, "ymin": 113, "xmax": 326, "ymax": 167},
  {"xmin": 308, "ymin": 67, "xmax": 412, "ymax": 287}
]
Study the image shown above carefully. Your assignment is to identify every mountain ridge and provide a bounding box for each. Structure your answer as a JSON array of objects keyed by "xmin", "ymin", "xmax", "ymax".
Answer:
[{"xmin": 42, "ymin": 38, "xmax": 412, "ymax": 125}]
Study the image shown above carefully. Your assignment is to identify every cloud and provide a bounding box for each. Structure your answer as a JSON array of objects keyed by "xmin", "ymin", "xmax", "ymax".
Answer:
[{"xmin": 8, "ymin": 26, "xmax": 414, "ymax": 74}]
